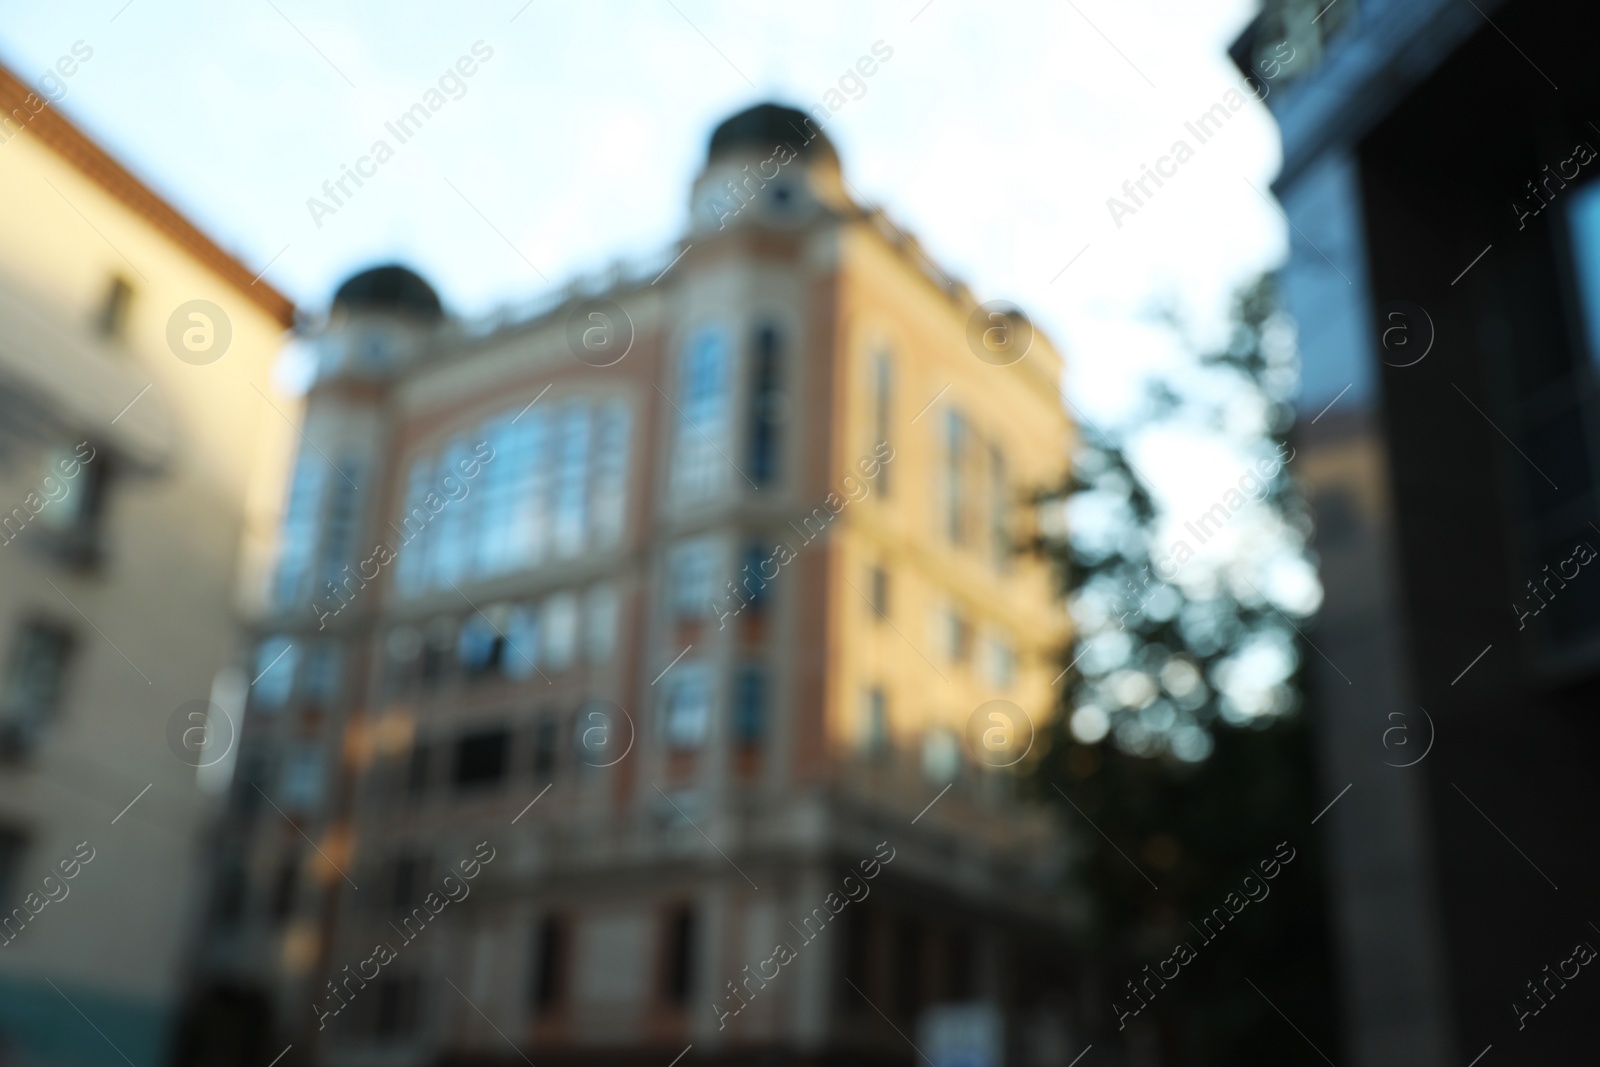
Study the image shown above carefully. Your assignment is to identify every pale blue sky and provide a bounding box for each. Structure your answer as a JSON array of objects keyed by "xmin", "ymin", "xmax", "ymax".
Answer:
[{"xmin": 0, "ymin": 0, "xmax": 1286, "ymax": 426}]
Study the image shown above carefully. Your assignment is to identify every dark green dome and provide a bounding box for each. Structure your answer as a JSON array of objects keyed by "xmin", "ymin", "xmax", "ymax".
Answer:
[
  {"xmin": 332, "ymin": 265, "xmax": 442, "ymax": 320},
  {"xmin": 709, "ymin": 103, "xmax": 838, "ymax": 165}
]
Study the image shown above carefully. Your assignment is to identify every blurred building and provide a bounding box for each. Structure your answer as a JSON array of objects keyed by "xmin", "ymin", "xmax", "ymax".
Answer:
[
  {"xmin": 1235, "ymin": 0, "xmax": 1600, "ymax": 1063},
  {"xmin": 0, "ymin": 60, "xmax": 296, "ymax": 1067},
  {"xmin": 182, "ymin": 104, "xmax": 1079, "ymax": 1066}
]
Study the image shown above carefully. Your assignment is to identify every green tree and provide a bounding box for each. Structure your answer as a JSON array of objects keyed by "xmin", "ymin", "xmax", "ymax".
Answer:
[{"xmin": 1031, "ymin": 277, "xmax": 1337, "ymax": 1064}]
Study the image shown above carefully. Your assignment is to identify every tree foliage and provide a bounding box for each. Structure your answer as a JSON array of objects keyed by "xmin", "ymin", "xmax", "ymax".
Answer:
[{"xmin": 1030, "ymin": 277, "xmax": 1337, "ymax": 1064}]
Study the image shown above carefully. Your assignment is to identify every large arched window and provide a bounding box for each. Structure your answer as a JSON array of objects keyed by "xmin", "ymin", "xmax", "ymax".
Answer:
[{"xmin": 392, "ymin": 396, "xmax": 632, "ymax": 597}]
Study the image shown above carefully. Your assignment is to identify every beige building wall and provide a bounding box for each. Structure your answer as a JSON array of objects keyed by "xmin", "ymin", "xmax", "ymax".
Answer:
[{"xmin": 0, "ymin": 61, "xmax": 296, "ymax": 1067}]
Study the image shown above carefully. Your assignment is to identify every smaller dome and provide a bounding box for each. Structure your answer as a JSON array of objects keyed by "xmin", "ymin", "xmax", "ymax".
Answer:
[
  {"xmin": 332, "ymin": 265, "xmax": 443, "ymax": 320},
  {"xmin": 708, "ymin": 103, "xmax": 838, "ymax": 166}
]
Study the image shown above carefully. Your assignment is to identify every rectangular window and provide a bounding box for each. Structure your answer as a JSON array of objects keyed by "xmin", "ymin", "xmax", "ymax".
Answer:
[
  {"xmin": 274, "ymin": 453, "xmax": 327, "ymax": 605},
  {"xmin": 542, "ymin": 593, "xmax": 579, "ymax": 670},
  {"xmin": 390, "ymin": 852, "xmax": 425, "ymax": 910},
  {"xmin": 532, "ymin": 715, "xmax": 560, "ymax": 777},
  {"xmin": 97, "ymin": 275, "xmax": 135, "ymax": 338},
  {"xmin": 662, "ymin": 905, "xmax": 697, "ymax": 1005},
  {"xmin": 300, "ymin": 641, "xmax": 342, "ymax": 705},
  {"xmin": 873, "ymin": 354, "xmax": 893, "ymax": 496},
  {"xmin": 862, "ymin": 687, "xmax": 889, "ymax": 756},
  {"xmin": 663, "ymin": 665, "xmax": 711, "ymax": 750},
  {"xmin": 584, "ymin": 584, "xmax": 619, "ymax": 664},
  {"xmin": 989, "ymin": 443, "xmax": 1010, "ymax": 571},
  {"xmin": 671, "ymin": 326, "xmax": 731, "ymax": 501},
  {"xmin": 943, "ymin": 410, "xmax": 970, "ymax": 545},
  {"xmin": 0, "ymin": 621, "xmax": 74, "ymax": 758},
  {"xmin": 270, "ymin": 852, "xmax": 299, "ymax": 923},
  {"xmin": 432, "ymin": 438, "xmax": 475, "ymax": 586},
  {"xmin": 591, "ymin": 401, "xmax": 632, "ymax": 546},
  {"xmin": 869, "ymin": 565, "xmax": 889, "ymax": 618},
  {"xmin": 393, "ymin": 456, "xmax": 435, "ymax": 595},
  {"xmin": 0, "ymin": 826, "xmax": 26, "ymax": 899},
  {"xmin": 668, "ymin": 538, "xmax": 719, "ymax": 619},
  {"xmin": 733, "ymin": 666, "xmax": 766, "ymax": 749},
  {"xmin": 525, "ymin": 411, "xmax": 554, "ymax": 565},
  {"xmin": 945, "ymin": 610, "xmax": 973, "ymax": 664},
  {"xmin": 987, "ymin": 633, "xmax": 1017, "ymax": 690},
  {"xmin": 736, "ymin": 541, "xmax": 772, "ymax": 611},
  {"xmin": 748, "ymin": 324, "xmax": 784, "ymax": 486},
  {"xmin": 502, "ymin": 606, "xmax": 541, "ymax": 680},
  {"xmin": 457, "ymin": 614, "xmax": 505, "ymax": 678},
  {"xmin": 554, "ymin": 403, "xmax": 593, "ymax": 558},
  {"xmin": 454, "ymin": 727, "xmax": 510, "ymax": 789},
  {"xmin": 421, "ymin": 622, "xmax": 454, "ymax": 689},
  {"xmin": 35, "ymin": 443, "xmax": 110, "ymax": 563},
  {"xmin": 374, "ymin": 974, "xmax": 419, "ymax": 1038},
  {"xmin": 407, "ymin": 740, "xmax": 433, "ymax": 797},
  {"xmin": 894, "ymin": 916, "xmax": 922, "ymax": 1021},
  {"xmin": 532, "ymin": 915, "xmax": 567, "ymax": 1011},
  {"xmin": 280, "ymin": 745, "xmax": 326, "ymax": 812},
  {"xmin": 316, "ymin": 457, "xmax": 365, "ymax": 594},
  {"xmin": 477, "ymin": 415, "xmax": 535, "ymax": 575}
]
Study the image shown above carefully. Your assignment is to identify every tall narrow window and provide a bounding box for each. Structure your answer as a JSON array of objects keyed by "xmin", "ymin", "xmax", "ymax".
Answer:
[
  {"xmin": 316, "ymin": 457, "xmax": 365, "ymax": 594},
  {"xmin": 532, "ymin": 915, "xmax": 567, "ymax": 1011},
  {"xmin": 390, "ymin": 852, "xmax": 425, "ymax": 910},
  {"xmin": 733, "ymin": 666, "xmax": 766, "ymax": 749},
  {"xmin": 554, "ymin": 403, "xmax": 593, "ymax": 557},
  {"xmin": 748, "ymin": 324, "xmax": 784, "ymax": 486},
  {"xmin": 96, "ymin": 276, "xmax": 134, "ymax": 339},
  {"xmin": 584, "ymin": 584, "xmax": 619, "ymax": 664},
  {"xmin": 407, "ymin": 740, "xmax": 433, "ymax": 797},
  {"xmin": 873, "ymin": 354, "xmax": 893, "ymax": 496},
  {"xmin": 862, "ymin": 687, "xmax": 889, "ymax": 757},
  {"xmin": 663, "ymin": 665, "xmax": 711, "ymax": 750},
  {"xmin": 532, "ymin": 715, "xmax": 560, "ymax": 777},
  {"xmin": 671, "ymin": 326, "xmax": 731, "ymax": 501},
  {"xmin": 502, "ymin": 607, "xmax": 541, "ymax": 680},
  {"xmin": 251, "ymin": 636, "xmax": 297, "ymax": 711},
  {"xmin": 943, "ymin": 410, "xmax": 970, "ymax": 545},
  {"xmin": 274, "ymin": 454, "xmax": 327, "ymax": 606},
  {"xmin": 591, "ymin": 400, "xmax": 632, "ymax": 546},
  {"xmin": 432, "ymin": 439, "xmax": 474, "ymax": 585},
  {"xmin": 524, "ymin": 410, "xmax": 554, "ymax": 565},
  {"xmin": 301, "ymin": 642, "xmax": 343, "ymax": 705},
  {"xmin": 270, "ymin": 852, "xmax": 299, "ymax": 923},
  {"xmin": 37, "ymin": 442, "xmax": 110, "ymax": 562},
  {"xmin": 662, "ymin": 905, "xmax": 697, "ymax": 1005},
  {"xmin": 989, "ymin": 443, "xmax": 1010, "ymax": 571},
  {"xmin": 736, "ymin": 541, "xmax": 772, "ymax": 612},
  {"xmin": 668, "ymin": 538, "xmax": 719, "ymax": 620},
  {"xmin": 477, "ymin": 415, "xmax": 534, "ymax": 575},
  {"xmin": 542, "ymin": 594, "xmax": 579, "ymax": 670},
  {"xmin": 393, "ymin": 456, "xmax": 435, "ymax": 595},
  {"xmin": 0, "ymin": 826, "xmax": 25, "ymax": 899},
  {"xmin": 0, "ymin": 621, "xmax": 73, "ymax": 758}
]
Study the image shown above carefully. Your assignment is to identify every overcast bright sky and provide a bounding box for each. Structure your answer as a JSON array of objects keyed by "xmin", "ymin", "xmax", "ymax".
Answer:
[{"xmin": 0, "ymin": 0, "xmax": 1285, "ymax": 412}]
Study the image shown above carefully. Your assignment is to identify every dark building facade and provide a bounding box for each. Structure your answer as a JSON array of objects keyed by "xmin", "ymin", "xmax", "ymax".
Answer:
[{"xmin": 1235, "ymin": 0, "xmax": 1600, "ymax": 1062}]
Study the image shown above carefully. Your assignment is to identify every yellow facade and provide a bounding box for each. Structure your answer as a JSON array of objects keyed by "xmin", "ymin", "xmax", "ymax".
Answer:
[{"xmin": 830, "ymin": 220, "xmax": 1072, "ymax": 760}]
